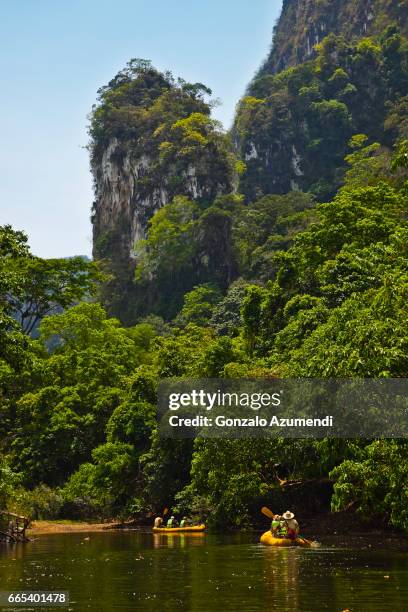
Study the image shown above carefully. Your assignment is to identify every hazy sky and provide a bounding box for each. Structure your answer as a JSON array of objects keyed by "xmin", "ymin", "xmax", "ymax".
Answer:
[{"xmin": 0, "ymin": 0, "xmax": 282, "ymax": 258}]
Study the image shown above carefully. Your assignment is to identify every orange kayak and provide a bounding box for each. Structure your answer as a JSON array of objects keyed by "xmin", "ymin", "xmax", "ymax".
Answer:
[
  {"xmin": 153, "ymin": 524, "xmax": 206, "ymax": 533},
  {"xmin": 260, "ymin": 531, "xmax": 313, "ymax": 547}
]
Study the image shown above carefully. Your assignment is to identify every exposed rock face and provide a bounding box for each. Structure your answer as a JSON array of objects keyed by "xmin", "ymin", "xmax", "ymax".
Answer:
[
  {"xmin": 94, "ymin": 140, "xmax": 167, "ymax": 262},
  {"xmin": 92, "ymin": 138, "xmax": 232, "ymax": 258},
  {"xmin": 261, "ymin": 0, "xmax": 407, "ymax": 75}
]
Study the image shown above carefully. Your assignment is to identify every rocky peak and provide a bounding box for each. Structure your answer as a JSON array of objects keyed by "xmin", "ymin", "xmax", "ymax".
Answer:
[
  {"xmin": 259, "ymin": 0, "xmax": 407, "ymax": 76},
  {"xmin": 90, "ymin": 60, "xmax": 237, "ymax": 322}
]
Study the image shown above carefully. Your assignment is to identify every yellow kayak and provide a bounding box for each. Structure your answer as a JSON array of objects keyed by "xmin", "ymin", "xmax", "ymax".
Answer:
[
  {"xmin": 260, "ymin": 531, "xmax": 313, "ymax": 547},
  {"xmin": 153, "ymin": 524, "xmax": 206, "ymax": 533}
]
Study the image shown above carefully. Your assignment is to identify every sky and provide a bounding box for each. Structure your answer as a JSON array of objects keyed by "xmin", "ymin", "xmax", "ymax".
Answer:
[{"xmin": 0, "ymin": 0, "xmax": 282, "ymax": 258}]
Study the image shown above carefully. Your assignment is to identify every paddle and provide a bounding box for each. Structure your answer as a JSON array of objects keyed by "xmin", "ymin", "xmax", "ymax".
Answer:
[
  {"xmin": 297, "ymin": 536, "xmax": 321, "ymax": 548},
  {"xmin": 261, "ymin": 506, "xmax": 275, "ymax": 520},
  {"xmin": 163, "ymin": 507, "xmax": 169, "ymax": 517}
]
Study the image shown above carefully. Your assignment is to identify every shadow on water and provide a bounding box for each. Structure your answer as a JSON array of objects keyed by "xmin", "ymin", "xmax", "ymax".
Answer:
[{"xmin": 1, "ymin": 531, "xmax": 408, "ymax": 611}]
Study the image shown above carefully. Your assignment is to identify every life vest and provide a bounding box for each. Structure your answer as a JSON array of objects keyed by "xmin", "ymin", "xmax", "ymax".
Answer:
[
  {"xmin": 277, "ymin": 521, "xmax": 288, "ymax": 537},
  {"xmin": 180, "ymin": 520, "xmax": 186, "ymax": 527}
]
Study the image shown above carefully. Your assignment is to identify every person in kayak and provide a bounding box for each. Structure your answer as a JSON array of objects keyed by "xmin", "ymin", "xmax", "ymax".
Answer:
[
  {"xmin": 154, "ymin": 515, "xmax": 163, "ymax": 528},
  {"xmin": 271, "ymin": 515, "xmax": 281, "ymax": 535},
  {"xmin": 271, "ymin": 515, "xmax": 288, "ymax": 538},
  {"xmin": 282, "ymin": 510, "xmax": 299, "ymax": 540},
  {"xmin": 166, "ymin": 515, "xmax": 179, "ymax": 528},
  {"xmin": 180, "ymin": 516, "xmax": 191, "ymax": 528}
]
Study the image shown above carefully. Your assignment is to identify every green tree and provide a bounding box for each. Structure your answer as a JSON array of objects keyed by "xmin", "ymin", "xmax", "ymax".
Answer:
[
  {"xmin": 7, "ymin": 256, "xmax": 102, "ymax": 335},
  {"xmin": 176, "ymin": 284, "xmax": 222, "ymax": 326},
  {"xmin": 11, "ymin": 303, "xmax": 157, "ymax": 485}
]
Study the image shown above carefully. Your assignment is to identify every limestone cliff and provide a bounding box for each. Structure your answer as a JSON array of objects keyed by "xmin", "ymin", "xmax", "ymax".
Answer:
[{"xmin": 90, "ymin": 60, "xmax": 237, "ymax": 322}]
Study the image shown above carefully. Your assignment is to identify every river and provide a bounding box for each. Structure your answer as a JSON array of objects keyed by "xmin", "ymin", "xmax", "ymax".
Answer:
[{"xmin": 1, "ymin": 531, "xmax": 408, "ymax": 611}]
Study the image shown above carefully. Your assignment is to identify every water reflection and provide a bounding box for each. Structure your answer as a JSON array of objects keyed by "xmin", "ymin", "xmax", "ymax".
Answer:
[
  {"xmin": 152, "ymin": 532, "xmax": 206, "ymax": 548},
  {"xmin": 263, "ymin": 548, "xmax": 300, "ymax": 611}
]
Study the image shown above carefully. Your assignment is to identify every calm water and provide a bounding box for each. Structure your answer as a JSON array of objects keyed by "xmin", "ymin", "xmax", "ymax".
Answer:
[{"xmin": 1, "ymin": 531, "xmax": 408, "ymax": 611}]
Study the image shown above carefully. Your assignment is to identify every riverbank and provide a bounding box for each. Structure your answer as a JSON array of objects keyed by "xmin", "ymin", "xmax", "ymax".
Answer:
[{"xmin": 27, "ymin": 520, "xmax": 117, "ymax": 535}]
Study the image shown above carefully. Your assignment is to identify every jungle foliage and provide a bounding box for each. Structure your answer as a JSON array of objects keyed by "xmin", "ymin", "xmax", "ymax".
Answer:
[{"xmin": 1, "ymin": 137, "xmax": 408, "ymax": 528}]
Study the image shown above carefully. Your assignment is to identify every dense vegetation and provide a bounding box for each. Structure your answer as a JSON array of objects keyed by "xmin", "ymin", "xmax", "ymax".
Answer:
[
  {"xmin": 1, "ymin": 24, "xmax": 408, "ymax": 533},
  {"xmin": 1, "ymin": 135, "xmax": 408, "ymax": 527}
]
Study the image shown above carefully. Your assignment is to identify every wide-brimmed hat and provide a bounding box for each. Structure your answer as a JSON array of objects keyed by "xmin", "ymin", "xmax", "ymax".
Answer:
[{"xmin": 283, "ymin": 511, "xmax": 295, "ymax": 520}]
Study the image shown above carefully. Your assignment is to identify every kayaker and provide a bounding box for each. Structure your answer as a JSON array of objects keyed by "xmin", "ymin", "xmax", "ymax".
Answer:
[
  {"xmin": 271, "ymin": 515, "xmax": 282, "ymax": 536},
  {"xmin": 180, "ymin": 516, "xmax": 190, "ymax": 528},
  {"xmin": 154, "ymin": 516, "xmax": 163, "ymax": 528},
  {"xmin": 282, "ymin": 510, "xmax": 299, "ymax": 540},
  {"xmin": 167, "ymin": 515, "xmax": 178, "ymax": 528}
]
